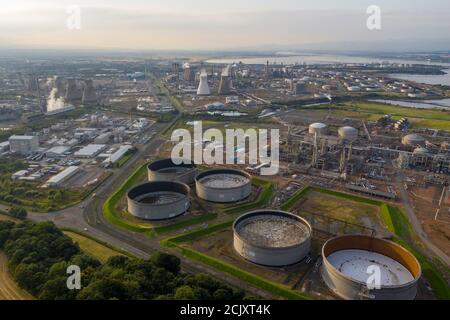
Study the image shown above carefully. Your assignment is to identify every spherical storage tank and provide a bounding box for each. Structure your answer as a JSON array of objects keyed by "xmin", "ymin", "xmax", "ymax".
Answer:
[
  {"xmin": 233, "ymin": 210, "xmax": 312, "ymax": 266},
  {"xmin": 195, "ymin": 168, "xmax": 252, "ymax": 203},
  {"xmin": 309, "ymin": 122, "xmax": 327, "ymax": 136},
  {"xmin": 321, "ymin": 235, "xmax": 421, "ymax": 300},
  {"xmin": 127, "ymin": 181, "xmax": 190, "ymax": 220},
  {"xmin": 402, "ymin": 134, "xmax": 426, "ymax": 147},
  {"xmin": 148, "ymin": 158, "xmax": 197, "ymax": 184},
  {"xmin": 338, "ymin": 126, "xmax": 358, "ymax": 142}
]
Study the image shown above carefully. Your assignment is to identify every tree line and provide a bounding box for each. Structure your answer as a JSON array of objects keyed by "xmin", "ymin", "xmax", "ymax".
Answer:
[{"xmin": 0, "ymin": 220, "xmax": 248, "ymax": 300}]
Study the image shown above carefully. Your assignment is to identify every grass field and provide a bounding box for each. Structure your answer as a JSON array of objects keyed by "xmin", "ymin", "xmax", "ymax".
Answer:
[
  {"xmin": 223, "ymin": 178, "xmax": 274, "ymax": 215},
  {"xmin": 0, "ymin": 252, "xmax": 34, "ymax": 300},
  {"xmin": 331, "ymin": 101, "xmax": 450, "ymax": 130},
  {"xmin": 63, "ymin": 231, "xmax": 126, "ymax": 263},
  {"xmin": 0, "ymin": 213, "xmax": 18, "ymax": 222}
]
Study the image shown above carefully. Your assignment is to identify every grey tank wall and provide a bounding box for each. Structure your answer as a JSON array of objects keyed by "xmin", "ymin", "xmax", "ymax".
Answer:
[
  {"xmin": 147, "ymin": 159, "xmax": 197, "ymax": 184},
  {"xmin": 321, "ymin": 259, "xmax": 419, "ymax": 300},
  {"xmin": 127, "ymin": 181, "xmax": 190, "ymax": 221},
  {"xmin": 148, "ymin": 169, "xmax": 197, "ymax": 185},
  {"xmin": 195, "ymin": 169, "xmax": 252, "ymax": 203},
  {"xmin": 127, "ymin": 195, "xmax": 190, "ymax": 220},
  {"xmin": 196, "ymin": 181, "xmax": 251, "ymax": 203},
  {"xmin": 233, "ymin": 232, "xmax": 311, "ymax": 266}
]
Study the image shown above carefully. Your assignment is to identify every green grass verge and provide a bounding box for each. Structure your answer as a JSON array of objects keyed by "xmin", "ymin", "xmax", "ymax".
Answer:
[
  {"xmin": 179, "ymin": 246, "xmax": 309, "ymax": 300},
  {"xmin": 224, "ymin": 178, "xmax": 274, "ymax": 215},
  {"xmin": 61, "ymin": 228, "xmax": 135, "ymax": 260},
  {"xmin": 153, "ymin": 213, "xmax": 218, "ymax": 235},
  {"xmin": 102, "ymin": 164, "xmax": 152, "ymax": 232},
  {"xmin": 280, "ymin": 186, "xmax": 310, "ymax": 211},
  {"xmin": 163, "ymin": 220, "xmax": 234, "ymax": 246}
]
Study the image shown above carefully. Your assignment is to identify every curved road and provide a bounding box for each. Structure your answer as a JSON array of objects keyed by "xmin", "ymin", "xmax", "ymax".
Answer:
[{"xmin": 395, "ymin": 172, "xmax": 450, "ymax": 266}]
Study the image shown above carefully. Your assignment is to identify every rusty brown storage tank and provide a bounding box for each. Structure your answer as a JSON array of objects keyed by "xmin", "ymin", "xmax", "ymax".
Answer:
[
  {"xmin": 195, "ymin": 168, "xmax": 252, "ymax": 203},
  {"xmin": 127, "ymin": 181, "xmax": 190, "ymax": 220},
  {"xmin": 233, "ymin": 210, "xmax": 312, "ymax": 266},
  {"xmin": 148, "ymin": 158, "xmax": 197, "ymax": 184},
  {"xmin": 321, "ymin": 235, "xmax": 421, "ymax": 300}
]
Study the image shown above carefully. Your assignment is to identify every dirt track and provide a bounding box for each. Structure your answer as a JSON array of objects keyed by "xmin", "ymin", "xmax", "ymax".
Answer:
[{"xmin": 0, "ymin": 252, "xmax": 33, "ymax": 300}]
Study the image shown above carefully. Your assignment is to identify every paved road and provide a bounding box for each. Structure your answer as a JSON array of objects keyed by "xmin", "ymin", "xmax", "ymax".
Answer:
[{"xmin": 396, "ymin": 172, "xmax": 450, "ymax": 266}]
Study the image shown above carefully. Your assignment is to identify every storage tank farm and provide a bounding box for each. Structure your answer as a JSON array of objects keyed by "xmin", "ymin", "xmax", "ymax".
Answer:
[
  {"xmin": 127, "ymin": 181, "xmax": 190, "ymax": 220},
  {"xmin": 321, "ymin": 235, "xmax": 421, "ymax": 300},
  {"xmin": 233, "ymin": 210, "xmax": 312, "ymax": 266},
  {"xmin": 147, "ymin": 158, "xmax": 197, "ymax": 184},
  {"xmin": 195, "ymin": 168, "xmax": 252, "ymax": 203}
]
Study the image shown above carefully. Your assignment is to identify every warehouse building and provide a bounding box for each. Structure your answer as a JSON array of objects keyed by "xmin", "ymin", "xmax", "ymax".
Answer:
[
  {"xmin": 45, "ymin": 166, "xmax": 79, "ymax": 187},
  {"xmin": 9, "ymin": 135, "xmax": 39, "ymax": 155}
]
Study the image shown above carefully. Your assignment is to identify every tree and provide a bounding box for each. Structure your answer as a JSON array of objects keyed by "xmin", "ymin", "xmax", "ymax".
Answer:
[
  {"xmin": 9, "ymin": 206, "xmax": 27, "ymax": 219},
  {"xmin": 150, "ymin": 252, "xmax": 180, "ymax": 274},
  {"xmin": 174, "ymin": 285, "xmax": 196, "ymax": 300}
]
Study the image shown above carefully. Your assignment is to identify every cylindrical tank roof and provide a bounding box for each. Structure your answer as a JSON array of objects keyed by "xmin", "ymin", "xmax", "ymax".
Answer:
[
  {"xmin": 402, "ymin": 134, "xmax": 425, "ymax": 146},
  {"xmin": 413, "ymin": 147, "xmax": 429, "ymax": 155},
  {"xmin": 309, "ymin": 122, "xmax": 327, "ymax": 135},
  {"xmin": 338, "ymin": 126, "xmax": 358, "ymax": 141},
  {"xmin": 321, "ymin": 235, "xmax": 421, "ymax": 300}
]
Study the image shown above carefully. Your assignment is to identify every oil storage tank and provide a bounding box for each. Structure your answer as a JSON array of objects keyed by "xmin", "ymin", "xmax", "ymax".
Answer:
[
  {"xmin": 309, "ymin": 122, "xmax": 327, "ymax": 136},
  {"xmin": 233, "ymin": 210, "xmax": 312, "ymax": 266},
  {"xmin": 148, "ymin": 158, "xmax": 197, "ymax": 184},
  {"xmin": 127, "ymin": 181, "xmax": 190, "ymax": 220},
  {"xmin": 321, "ymin": 235, "xmax": 421, "ymax": 300},
  {"xmin": 195, "ymin": 168, "xmax": 251, "ymax": 203}
]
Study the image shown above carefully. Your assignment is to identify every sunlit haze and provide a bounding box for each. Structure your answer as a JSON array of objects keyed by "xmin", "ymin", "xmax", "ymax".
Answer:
[{"xmin": 1, "ymin": 0, "xmax": 450, "ymax": 51}]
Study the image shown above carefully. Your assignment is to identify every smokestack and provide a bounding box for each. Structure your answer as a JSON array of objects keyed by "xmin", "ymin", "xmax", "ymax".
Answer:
[{"xmin": 82, "ymin": 80, "xmax": 97, "ymax": 104}]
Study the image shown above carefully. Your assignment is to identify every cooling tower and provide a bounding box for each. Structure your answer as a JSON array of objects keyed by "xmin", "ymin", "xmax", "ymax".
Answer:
[
  {"xmin": 183, "ymin": 64, "xmax": 196, "ymax": 82},
  {"xmin": 218, "ymin": 66, "xmax": 231, "ymax": 95},
  {"xmin": 66, "ymin": 79, "xmax": 82, "ymax": 102},
  {"xmin": 54, "ymin": 76, "xmax": 65, "ymax": 95},
  {"xmin": 82, "ymin": 80, "xmax": 97, "ymax": 104},
  {"xmin": 197, "ymin": 70, "xmax": 210, "ymax": 95}
]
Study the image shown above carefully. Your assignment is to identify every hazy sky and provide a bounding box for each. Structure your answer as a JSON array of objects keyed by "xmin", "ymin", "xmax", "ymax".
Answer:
[{"xmin": 1, "ymin": 0, "xmax": 450, "ymax": 51}]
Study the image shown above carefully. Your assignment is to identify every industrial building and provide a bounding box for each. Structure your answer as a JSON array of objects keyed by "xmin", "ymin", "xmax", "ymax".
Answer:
[
  {"xmin": 74, "ymin": 144, "xmax": 106, "ymax": 158},
  {"xmin": 148, "ymin": 158, "xmax": 197, "ymax": 184},
  {"xmin": 321, "ymin": 235, "xmax": 421, "ymax": 300},
  {"xmin": 9, "ymin": 135, "xmax": 39, "ymax": 155},
  {"xmin": 45, "ymin": 166, "xmax": 79, "ymax": 187},
  {"xmin": 195, "ymin": 168, "xmax": 252, "ymax": 203},
  {"xmin": 233, "ymin": 210, "xmax": 312, "ymax": 266},
  {"xmin": 127, "ymin": 181, "xmax": 190, "ymax": 220}
]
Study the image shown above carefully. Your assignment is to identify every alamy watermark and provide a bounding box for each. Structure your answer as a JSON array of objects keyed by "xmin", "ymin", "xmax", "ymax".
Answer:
[
  {"xmin": 67, "ymin": 265, "xmax": 81, "ymax": 290},
  {"xmin": 171, "ymin": 121, "xmax": 279, "ymax": 175},
  {"xmin": 367, "ymin": 5, "xmax": 381, "ymax": 30},
  {"xmin": 66, "ymin": 5, "xmax": 82, "ymax": 30}
]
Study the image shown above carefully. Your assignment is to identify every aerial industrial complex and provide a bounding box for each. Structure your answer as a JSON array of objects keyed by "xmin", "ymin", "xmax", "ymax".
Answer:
[{"xmin": 0, "ymin": 51, "xmax": 449, "ymax": 301}]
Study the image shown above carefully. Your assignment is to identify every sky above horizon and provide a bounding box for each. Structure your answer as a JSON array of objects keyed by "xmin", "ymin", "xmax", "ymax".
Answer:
[{"xmin": 1, "ymin": 0, "xmax": 450, "ymax": 52}]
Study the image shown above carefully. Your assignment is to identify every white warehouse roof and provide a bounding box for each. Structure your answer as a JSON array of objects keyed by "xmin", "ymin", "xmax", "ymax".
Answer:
[
  {"xmin": 74, "ymin": 144, "xmax": 106, "ymax": 157},
  {"xmin": 46, "ymin": 166, "xmax": 79, "ymax": 186}
]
